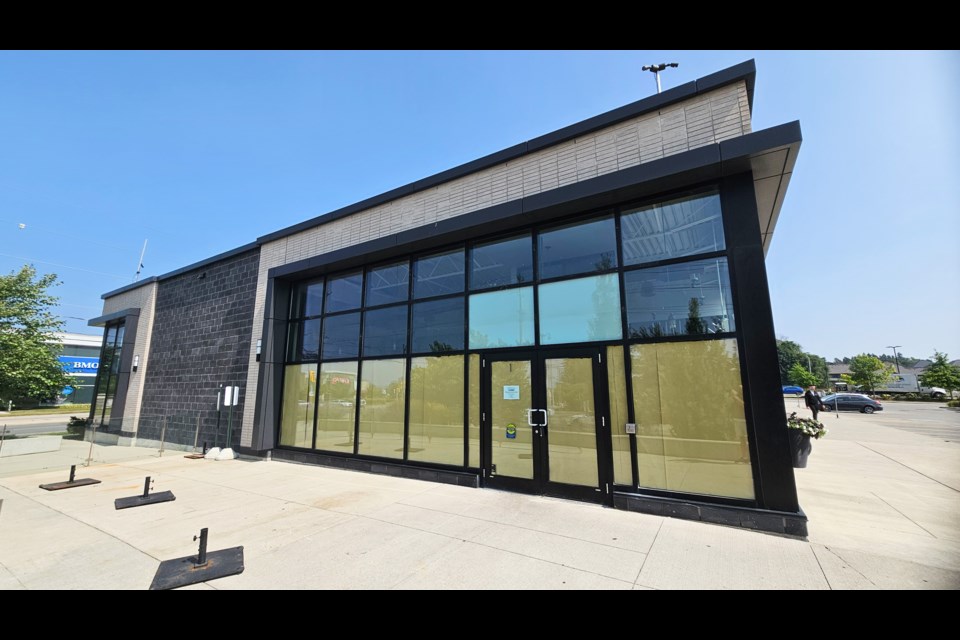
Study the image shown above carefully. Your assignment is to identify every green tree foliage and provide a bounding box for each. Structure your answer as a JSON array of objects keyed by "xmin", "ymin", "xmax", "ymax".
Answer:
[
  {"xmin": 841, "ymin": 354, "xmax": 893, "ymax": 393},
  {"xmin": 920, "ymin": 351, "xmax": 960, "ymax": 394},
  {"xmin": 787, "ymin": 362, "xmax": 819, "ymax": 388},
  {"xmin": 777, "ymin": 340, "xmax": 828, "ymax": 386},
  {"xmin": 0, "ymin": 265, "xmax": 71, "ymax": 404}
]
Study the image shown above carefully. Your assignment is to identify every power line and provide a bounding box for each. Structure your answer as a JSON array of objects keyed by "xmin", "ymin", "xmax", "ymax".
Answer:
[{"xmin": 0, "ymin": 252, "xmax": 128, "ymax": 280}]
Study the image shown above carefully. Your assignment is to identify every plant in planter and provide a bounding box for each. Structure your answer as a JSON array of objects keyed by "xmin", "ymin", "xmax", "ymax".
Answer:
[{"xmin": 786, "ymin": 411, "xmax": 827, "ymax": 468}]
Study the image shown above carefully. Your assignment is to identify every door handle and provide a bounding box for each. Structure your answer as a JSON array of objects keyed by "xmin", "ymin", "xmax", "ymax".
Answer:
[
  {"xmin": 538, "ymin": 409, "xmax": 548, "ymax": 427},
  {"xmin": 527, "ymin": 409, "xmax": 537, "ymax": 427}
]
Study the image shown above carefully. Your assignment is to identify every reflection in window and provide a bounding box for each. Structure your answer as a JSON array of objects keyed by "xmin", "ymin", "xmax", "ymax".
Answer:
[
  {"xmin": 468, "ymin": 353, "xmax": 480, "ymax": 468},
  {"xmin": 538, "ymin": 274, "xmax": 622, "ymax": 345},
  {"xmin": 630, "ymin": 339, "xmax": 754, "ymax": 499},
  {"xmin": 322, "ymin": 312, "xmax": 361, "ymax": 359},
  {"xmin": 624, "ymin": 258, "xmax": 734, "ymax": 339},
  {"xmin": 621, "ymin": 192, "xmax": 724, "ymax": 266},
  {"xmin": 363, "ymin": 306, "xmax": 408, "ymax": 357},
  {"xmin": 538, "ymin": 216, "xmax": 618, "ymax": 280},
  {"xmin": 315, "ymin": 362, "xmax": 358, "ymax": 452},
  {"xmin": 91, "ymin": 321, "xmax": 124, "ymax": 428},
  {"xmin": 291, "ymin": 279, "xmax": 324, "ymax": 318},
  {"xmin": 299, "ymin": 318, "xmax": 321, "ymax": 361},
  {"xmin": 606, "ymin": 345, "xmax": 632, "ymax": 486},
  {"xmin": 414, "ymin": 249, "xmax": 464, "ymax": 299},
  {"xmin": 411, "ymin": 297, "xmax": 464, "ymax": 353},
  {"xmin": 408, "ymin": 356, "xmax": 464, "ymax": 466},
  {"xmin": 470, "ymin": 234, "xmax": 533, "ymax": 290},
  {"xmin": 366, "ymin": 261, "xmax": 409, "ymax": 307},
  {"xmin": 325, "ymin": 271, "xmax": 363, "ymax": 313},
  {"xmin": 357, "ymin": 359, "xmax": 406, "ymax": 459},
  {"xmin": 279, "ymin": 364, "xmax": 316, "ymax": 448},
  {"xmin": 468, "ymin": 287, "xmax": 534, "ymax": 349}
]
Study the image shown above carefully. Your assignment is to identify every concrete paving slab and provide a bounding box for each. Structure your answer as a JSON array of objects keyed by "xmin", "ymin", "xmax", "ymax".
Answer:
[
  {"xmin": 636, "ymin": 518, "xmax": 829, "ymax": 590},
  {"xmin": 393, "ymin": 539, "xmax": 634, "ymax": 590},
  {"xmin": 473, "ymin": 521, "xmax": 646, "ymax": 582},
  {"xmin": 813, "ymin": 544, "xmax": 960, "ymax": 589}
]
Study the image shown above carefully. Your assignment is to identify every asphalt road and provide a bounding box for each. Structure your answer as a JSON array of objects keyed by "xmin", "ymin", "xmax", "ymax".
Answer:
[{"xmin": 0, "ymin": 414, "xmax": 73, "ymax": 437}]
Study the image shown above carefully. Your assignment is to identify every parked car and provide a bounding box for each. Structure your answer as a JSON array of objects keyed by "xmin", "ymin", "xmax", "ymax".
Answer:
[
  {"xmin": 819, "ymin": 393, "xmax": 883, "ymax": 414},
  {"xmin": 782, "ymin": 385, "xmax": 804, "ymax": 396}
]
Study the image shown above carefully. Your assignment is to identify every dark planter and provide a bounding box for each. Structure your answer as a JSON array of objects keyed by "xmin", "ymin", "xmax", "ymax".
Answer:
[{"xmin": 788, "ymin": 429, "xmax": 812, "ymax": 468}]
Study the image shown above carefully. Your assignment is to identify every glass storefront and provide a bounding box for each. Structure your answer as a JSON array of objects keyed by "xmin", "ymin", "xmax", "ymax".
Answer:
[
  {"xmin": 90, "ymin": 321, "xmax": 124, "ymax": 427},
  {"xmin": 276, "ymin": 188, "xmax": 756, "ymax": 502}
]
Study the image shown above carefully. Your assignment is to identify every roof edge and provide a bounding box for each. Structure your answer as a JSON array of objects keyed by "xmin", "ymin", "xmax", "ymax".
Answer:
[{"xmin": 256, "ymin": 59, "xmax": 757, "ymax": 245}]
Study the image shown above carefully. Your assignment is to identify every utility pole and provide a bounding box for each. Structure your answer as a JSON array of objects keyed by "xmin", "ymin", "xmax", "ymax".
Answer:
[
  {"xmin": 886, "ymin": 345, "xmax": 902, "ymax": 373},
  {"xmin": 134, "ymin": 239, "xmax": 148, "ymax": 282},
  {"xmin": 642, "ymin": 63, "xmax": 679, "ymax": 94}
]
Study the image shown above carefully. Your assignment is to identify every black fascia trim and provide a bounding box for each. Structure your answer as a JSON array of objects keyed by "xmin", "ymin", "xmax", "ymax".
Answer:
[
  {"xmin": 256, "ymin": 61, "xmax": 756, "ymax": 246},
  {"xmin": 719, "ymin": 121, "xmax": 802, "ymax": 172},
  {"xmin": 88, "ymin": 307, "xmax": 140, "ymax": 327},
  {"xmin": 100, "ymin": 243, "xmax": 259, "ymax": 300},
  {"xmin": 100, "ymin": 278, "xmax": 158, "ymax": 300},
  {"xmin": 265, "ymin": 125, "xmax": 795, "ymax": 283}
]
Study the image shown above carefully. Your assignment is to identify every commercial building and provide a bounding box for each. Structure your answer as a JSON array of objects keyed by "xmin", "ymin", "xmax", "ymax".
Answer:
[
  {"xmin": 87, "ymin": 60, "xmax": 806, "ymax": 534},
  {"xmin": 50, "ymin": 331, "xmax": 103, "ymax": 405}
]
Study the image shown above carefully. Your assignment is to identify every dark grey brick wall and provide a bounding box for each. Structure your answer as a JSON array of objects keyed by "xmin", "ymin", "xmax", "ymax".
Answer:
[{"xmin": 139, "ymin": 249, "xmax": 260, "ymax": 448}]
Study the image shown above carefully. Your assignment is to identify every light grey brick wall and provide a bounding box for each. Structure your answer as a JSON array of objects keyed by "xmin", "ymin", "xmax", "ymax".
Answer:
[
  {"xmin": 240, "ymin": 81, "xmax": 752, "ymax": 443},
  {"xmin": 101, "ymin": 281, "xmax": 158, "ymax": 432}
]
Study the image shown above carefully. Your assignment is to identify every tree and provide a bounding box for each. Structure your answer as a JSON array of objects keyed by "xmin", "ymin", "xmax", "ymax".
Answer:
[
  {"xmin": 841, "ymin": 354, "xmax": 893, "ymax": 394},
  {"xmin": 787, "ymin": 362, "xmax": 819, "ymax": 388},
  {"xmin": 920, "ymin": 351, "xmax": 960, "ymax": 395},
  {"xmin": 0, "ymin": 265, "xmax": 71, "ymax": 405},
  {"xmin": 776, "ymin": 340, "xmax": 828, "ymax": 386}
]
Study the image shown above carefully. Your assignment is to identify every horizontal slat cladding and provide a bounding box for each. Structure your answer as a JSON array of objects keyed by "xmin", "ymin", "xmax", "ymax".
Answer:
[{"xmin": 239, "ymin": 81, "xmax": 752, "ymax": 442}]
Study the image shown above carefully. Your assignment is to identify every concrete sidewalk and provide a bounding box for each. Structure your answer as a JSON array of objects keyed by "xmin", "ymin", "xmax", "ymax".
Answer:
[{"xmin": 0, "ymin": 408, "xmax": 958, "ymax": 589}]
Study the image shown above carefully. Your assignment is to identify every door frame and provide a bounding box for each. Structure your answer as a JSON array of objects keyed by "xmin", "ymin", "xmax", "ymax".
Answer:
[{"xmin": 480, "ymin": 346, "xmax": 614, "ymax": 505}]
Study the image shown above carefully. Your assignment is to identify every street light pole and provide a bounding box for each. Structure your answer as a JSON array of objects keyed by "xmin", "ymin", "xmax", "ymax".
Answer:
[
  {"xmin": 886, "ymin": 345, "xmax": 902, "ymax": 373},
  {"xmin": 641, "ymin": 63, "xmax": 679, "ymax": 94}
]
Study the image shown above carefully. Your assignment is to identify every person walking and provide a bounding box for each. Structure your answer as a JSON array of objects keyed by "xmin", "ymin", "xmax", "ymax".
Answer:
[{"xmin": 804, "ymin": 385, "xmax": 822, "ymax": 420}]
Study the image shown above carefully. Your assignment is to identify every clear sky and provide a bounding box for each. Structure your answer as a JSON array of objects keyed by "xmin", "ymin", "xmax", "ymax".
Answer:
[{"xmin": 1, "ymin": 51, "xmax": 957, "ymax": 362}]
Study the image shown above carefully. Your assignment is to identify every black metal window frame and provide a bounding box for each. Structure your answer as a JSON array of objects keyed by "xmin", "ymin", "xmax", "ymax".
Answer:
[
  {"xmin": 276, "ymin": 183, "xmax": 747, "ymax": 485},
  {"xmin": 89, "ymin": 319, "xmax": 125, "ymax": 426}
]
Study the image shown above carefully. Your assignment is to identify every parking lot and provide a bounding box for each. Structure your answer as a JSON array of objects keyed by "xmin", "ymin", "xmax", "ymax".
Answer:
[{"xmin": 0, "ymin": 400, "xmax": 957, "ymax": 589}]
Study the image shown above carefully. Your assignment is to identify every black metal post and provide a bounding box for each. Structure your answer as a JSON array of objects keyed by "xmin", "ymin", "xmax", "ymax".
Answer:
[
  {"xmin": 142, "ymin": 476, "xmax": 151, "ymax": 498},
  {"xmin": 68, "ymin": 465, "xmax": 76, "ymax": 483},
  {"xmin": 195, "ymin": 528, "xmax": 209, "ymax": 566}
]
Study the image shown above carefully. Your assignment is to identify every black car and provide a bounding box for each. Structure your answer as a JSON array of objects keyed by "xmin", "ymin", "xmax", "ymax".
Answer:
[{"xmin": 819, "ymin": 393, "xmax": 883, "ymax": 414}]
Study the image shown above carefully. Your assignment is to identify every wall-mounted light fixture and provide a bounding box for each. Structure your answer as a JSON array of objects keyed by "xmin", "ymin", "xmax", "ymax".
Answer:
[
  {"xmin": 133, "ymin": 354, "xmax": 140, "ymax": 372},
  {"xmin": 256, "ymin": 339, "xmax": 262, "ymax": 362}
]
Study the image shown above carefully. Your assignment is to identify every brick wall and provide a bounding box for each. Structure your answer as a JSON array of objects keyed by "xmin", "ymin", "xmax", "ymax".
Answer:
[
  {"xmin": 137, "ymin": 249, "xmax": 260, "ymax": 448},
  {"xmin": 240, "ymin": 80, "xmax": 753, "ymax": 444}
]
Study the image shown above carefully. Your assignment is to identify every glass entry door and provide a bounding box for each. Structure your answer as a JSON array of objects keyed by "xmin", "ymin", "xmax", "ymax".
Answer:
[{"xmin": 483, "ymin": 347, "xmax": 611, "ymax": 503}]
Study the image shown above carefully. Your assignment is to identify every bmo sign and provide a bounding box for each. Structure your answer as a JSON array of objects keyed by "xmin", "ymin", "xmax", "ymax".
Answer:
[{"xmin": 58, "ymin": 356, "xmax": 100, "ymax": 376}]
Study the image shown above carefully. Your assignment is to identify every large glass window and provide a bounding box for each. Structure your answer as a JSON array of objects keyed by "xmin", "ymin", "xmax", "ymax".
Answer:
[
  {"xmin": 538, "ymin": 216, "xmax": 618, "ymax": 280},
  {"xmin": 325, "ymin": 271, "xmax": 363, "ymax": 313},
  {"xmin": 537, "ymin": 274, "xmax": 622, "ymax": 345},
  {"xmin": 322, "ymin": 312, "xmax": 361, "ymax": 359},
  {"xmin": 366, "ymin": 261, "xmax": 409, "ymax": 307},
  {"xmin": 624, "ymin": 257, "xmax": 734, "ymax": 339},
  {"xmin": 621, "ymin": 192, "xmax": 724, "ymax": 266},
  {"xmin": 291, "ymin": 280, "xmax": 324, "ymax": 318},
  {"xmin": 606, "ymin": 345, "xmax": 632, "ymax": 486},
  {"xmin": 470, "ymin": 234, "xmax": 533, "ymax": 290},
  {"xmin": 630, "ymin": 339, "xmax": 754, "ymax": 499},
  {"xmin": 469, "ymin": 286, "xmax": 534, "ymax": 348},
  {"xmin": 411, "ymin": 297, "xmax": 464, "ymax": 353},
  {"xmin": 279, "ymin": 364, "xmax": 316, "ymax": 448},
  {"xmin": 414, "ymin": 249, "xmax": 464, "ymax": 299},
  {"xmin": 363, "ymin": 306, "xmax": 408, "ymax": 357},
  {"xmin": 315, "ymin": 362, "xmax": 358, "ymax": 452},
  {"xmin": 468, "ymin": 353, "xmax": 480, "ymax": 468},
  {"xmin": 91, "ymin": 321, "xmax": 124, "ymax": 428},
  {"xmin": 357, "ymin": 359, "xmax": 406, "ymax": 459},
  {"xmin": 408, "ymin": 356, "xmax": 464, "ymax": 466},
  {"xmin": 299, "ymin": 319, "xmax": 322, "ymax": 361}
]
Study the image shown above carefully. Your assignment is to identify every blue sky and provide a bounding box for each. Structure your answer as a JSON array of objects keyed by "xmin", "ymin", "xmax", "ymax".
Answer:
[{"xmin": 1, "ymin": 51, "xmax": 957, "ymax": 361}]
